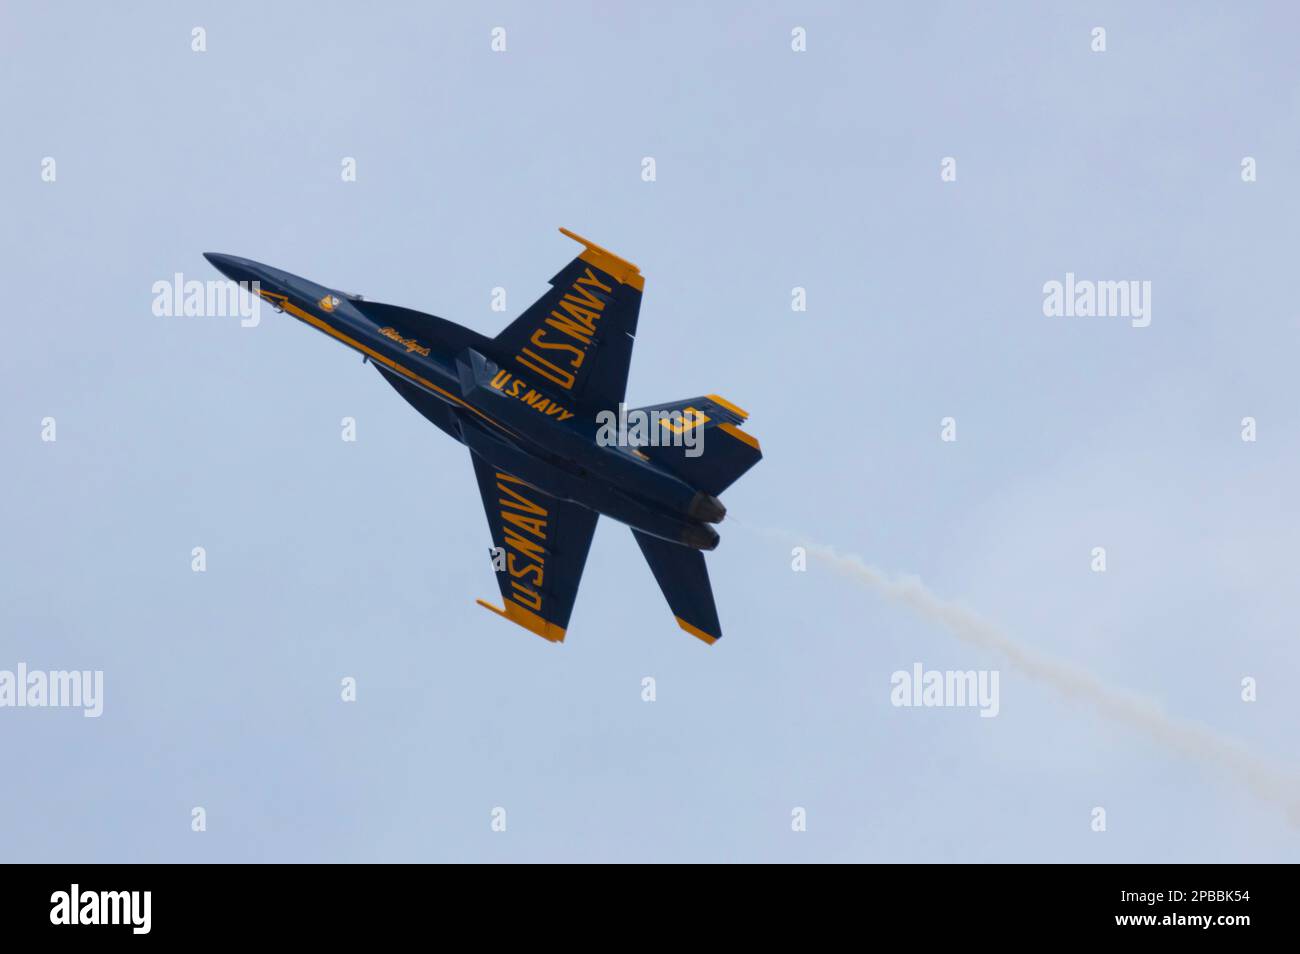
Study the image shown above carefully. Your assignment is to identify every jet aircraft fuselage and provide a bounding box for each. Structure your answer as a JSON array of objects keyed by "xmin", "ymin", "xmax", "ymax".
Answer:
[
  {"xmin": 205, "ymin": 251, "xmax": 721, "ymax": 549},
  {"xmin": 205, "ymin": 231, "xmax": 760, "ymax": 644}
]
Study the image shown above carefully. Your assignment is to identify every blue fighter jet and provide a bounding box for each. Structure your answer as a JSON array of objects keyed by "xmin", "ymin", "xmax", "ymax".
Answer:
[{"xmin": 205, "ymin": 230, "xmax": 760, "ymax": 644}]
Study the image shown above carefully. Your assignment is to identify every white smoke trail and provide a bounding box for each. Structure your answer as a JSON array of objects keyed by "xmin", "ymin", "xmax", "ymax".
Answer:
[{"xmin": 763, "ymin": 530, "xmax": 1300, "ymax": 823}]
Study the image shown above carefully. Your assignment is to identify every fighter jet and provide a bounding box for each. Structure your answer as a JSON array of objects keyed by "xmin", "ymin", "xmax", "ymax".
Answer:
[{"xmin": 205, "ymin": 230, "xmax": 760, "ymax": 644}]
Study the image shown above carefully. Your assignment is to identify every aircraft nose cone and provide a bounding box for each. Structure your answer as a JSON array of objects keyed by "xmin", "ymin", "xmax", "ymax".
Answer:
[{"xmin": 203, "ymin": 252, "xmax": 257, "ymax": 285}]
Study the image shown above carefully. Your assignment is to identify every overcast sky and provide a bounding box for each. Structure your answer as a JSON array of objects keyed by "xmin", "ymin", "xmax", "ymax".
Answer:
[{"xmin": 3, "ymin": 1, "xmax": 1299, "ymax": 862}]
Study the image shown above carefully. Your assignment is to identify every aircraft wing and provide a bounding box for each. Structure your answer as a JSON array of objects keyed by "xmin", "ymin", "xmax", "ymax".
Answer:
[
  {"xmin": 470, "ymin": 451, "xmax": 598, "ymax": 642},
  {"xmin": 489, "ymin": 228, "xmax": 643, "ymax": 413}
]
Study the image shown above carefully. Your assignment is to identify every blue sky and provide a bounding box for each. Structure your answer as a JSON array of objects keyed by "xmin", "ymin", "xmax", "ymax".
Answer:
[{"xmin": 3, "ymin": 1, "xmax": 1299, "ymax": 861}]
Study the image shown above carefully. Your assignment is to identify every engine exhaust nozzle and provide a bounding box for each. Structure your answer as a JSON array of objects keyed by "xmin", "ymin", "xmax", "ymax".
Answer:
[
  {"xmin": 687, "ymin": 492, "xmax": 726, "ymax": 524},
  {"xmin": 680, "ymin": 523, "xmax": 720, "ymax": 551}
]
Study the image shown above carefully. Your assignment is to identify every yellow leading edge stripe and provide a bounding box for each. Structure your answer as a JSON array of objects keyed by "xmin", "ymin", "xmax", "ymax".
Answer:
[
  {"xmin": 718, "ymin": 422, "xmax": 761, "ymax": 451},
  {"xmin": 675, "ymin": 617, "xmax": 718, "ymax": 645},
  {"xmin": 476, "ymin": 599, "xmax": 566, "ymax": 642},
  {"xmin": 706, "ymin": 394, "xmax": 750, "ymax": 421}
]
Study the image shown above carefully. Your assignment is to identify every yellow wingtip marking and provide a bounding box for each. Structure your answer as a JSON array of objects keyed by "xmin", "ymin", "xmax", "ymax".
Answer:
[
  {"xmin": 477, "ymin": 599, "xmax": 566, "ymax": 642},
  {"xmin": 717, "ymin": 422, "xmax": 761, "ymax": 452},
  {"xmin": 559, "ymin": 227, "xmax": 645, "ymax": 291},
  {"xmin": 707, "ymin": 394, "xmax": 750, "ymax": 421},
  {"xmin": 675, "ymin": 616, "xmax": 719, "ymax": 645}
]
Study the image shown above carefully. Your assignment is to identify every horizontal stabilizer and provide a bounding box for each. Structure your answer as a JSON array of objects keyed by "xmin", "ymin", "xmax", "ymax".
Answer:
[
  {"xmin": 632, "ymin": 529, "xmax": 722, "ymax": 644},
  {"xmin": 625, "ymin": 395, "xmax": 761, "ymax": 496}
]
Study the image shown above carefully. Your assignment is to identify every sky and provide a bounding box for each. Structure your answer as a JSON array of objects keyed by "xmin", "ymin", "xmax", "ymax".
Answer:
[{"xmin": 2, "ymin": 1, "xmax": 1299, "ymax": 862}]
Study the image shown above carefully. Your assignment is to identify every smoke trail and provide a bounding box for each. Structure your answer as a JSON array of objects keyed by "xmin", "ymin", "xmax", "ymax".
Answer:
[{"xmin": 765, "ymin": 530, "xmax": 1300, "ymax": 822}]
